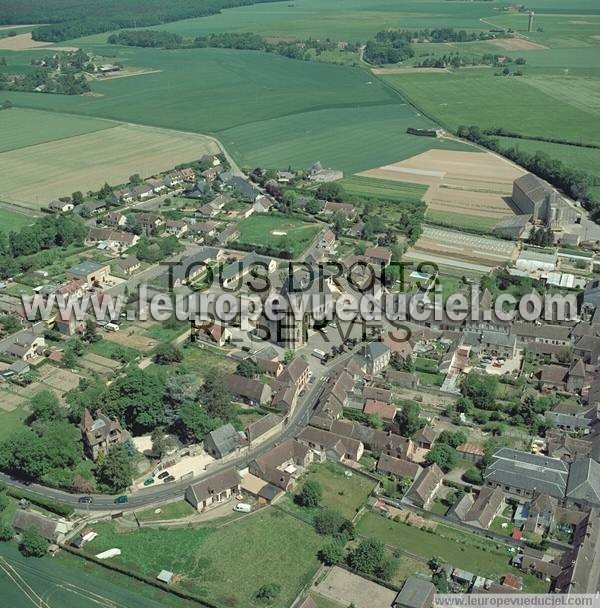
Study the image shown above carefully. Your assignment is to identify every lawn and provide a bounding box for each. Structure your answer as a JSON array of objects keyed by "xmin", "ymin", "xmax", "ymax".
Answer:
[
  {"xmin": 0, "ymin": 404, "xmax": 28, "ymax": 443},
  {"xmin": 235, "ymin": 213, "xmax": 321, "ymax": 258},
  {"xmin": 357, "ymin": 511, "xmax": 549, "ymax": 593},
  {"xmin": 86, "ymin": 509, "xmax": 323, "ymax": 608},
  {"xmin": 298, "ymin": 462, "xmax": 377, "ymax": 520},
  {"xmin": 180, "ymin": 343, "xmax": 236, "ymax": 380},
  {"xmin": 0, "ymin": 107, "xmax": 115, "ymax": 153},
  {"xmin": 340, "ymin": 175, "xmax": 427, "ymax": 204},
  {"xmin": 136, "ymin": 500, "xmax": 196, "ymax": 522},
  {"xmin": 0, "ymin": 119, "xmax": 219, "ymax": 208},
  {"xmin": 417, "ymin": 371, "xmax": 444, "ymax": 387},
  {"xmin": 0, "ymin": 206, "xmax": 35, "ymax": 232},
  {"xmin": 145, "ymin": 320, "xmax": 189, "ymax": 344}
]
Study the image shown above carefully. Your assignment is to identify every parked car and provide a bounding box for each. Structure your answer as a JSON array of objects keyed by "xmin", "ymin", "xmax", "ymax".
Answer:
[
  {"xmin": 78, "ymin": 496, "xmax": 93, "ymax": 504},
  {"xmin": 143, "ymin": 478, "xmax": 155, "ymax": 486},
  {"xmin": 233, "ymin": 503, "xmax": 252, "ymax": 513},
  {"xmin": 163, "ymin": 475, "xmax": 175, "ymax": 483},
  {"xmin": 157, "ymin": 471, "xmax": 170, "ymax": 480}
]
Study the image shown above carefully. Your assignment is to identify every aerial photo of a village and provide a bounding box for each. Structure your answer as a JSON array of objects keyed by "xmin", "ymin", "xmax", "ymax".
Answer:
[{"xmin": 0, "ymin": 0, "xmax": 599, "ymax": 607}]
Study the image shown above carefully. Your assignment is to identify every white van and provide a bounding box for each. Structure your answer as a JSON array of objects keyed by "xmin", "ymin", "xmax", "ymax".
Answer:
[
  {"xmin": 233, "ymin": 503, "xmax": 252, "ymax": 513},
  {"xmin": 105, "ymin": 322, "xmax": 120, "ymax": 332}
]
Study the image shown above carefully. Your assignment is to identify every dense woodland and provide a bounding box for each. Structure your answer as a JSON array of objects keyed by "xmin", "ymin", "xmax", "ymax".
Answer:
[{"xmin": 0, "ymin": 0, "xmax": 279, "ymax": 42}]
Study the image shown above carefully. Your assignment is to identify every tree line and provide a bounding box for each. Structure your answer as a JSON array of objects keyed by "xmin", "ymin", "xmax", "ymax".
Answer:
[
  {"xmin": 108, "ymin": 30, "xmax": 356, "ymax": 62},
  {"xmin": 363, "ymin": 27, "xmax": 512, "ymax": 65}
]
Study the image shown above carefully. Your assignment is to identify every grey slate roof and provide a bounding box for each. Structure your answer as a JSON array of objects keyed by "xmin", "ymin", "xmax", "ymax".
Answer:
[
  {"xmin": 393, "ymin": 576, "xmax": 435, "ymax": 608},
  {"xmin": 484, "ymin": 448, "xmax": 569, "ymax": 498},
  {"xmin": 206, "ymin": 423, "xmax": 242, "ymax": 455},
  {"xmin": 566, "ymin": 458, "xmax": 600, "ymax": 506}
]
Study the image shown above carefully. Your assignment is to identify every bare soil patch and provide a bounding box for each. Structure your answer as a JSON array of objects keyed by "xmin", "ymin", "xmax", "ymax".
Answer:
[
  {"xmin": 103, "ymin": 326, "xmax": 158, "ymax": 352},
  {"xmin": 0, "ymin": 33, "xmax": 49, "ymax": 50},
  {"xmin": 489, "ymin": 37, "xmax": 547, "ymax": 51}
]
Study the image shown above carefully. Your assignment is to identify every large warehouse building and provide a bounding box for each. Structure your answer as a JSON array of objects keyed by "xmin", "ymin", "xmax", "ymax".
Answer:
[{"xmin": 512, "ymin": 173, "xmax": 580, "ymax": 227}]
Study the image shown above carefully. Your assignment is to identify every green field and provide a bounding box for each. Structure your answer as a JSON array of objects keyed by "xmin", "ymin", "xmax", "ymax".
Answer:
[
  {"xmin": 1, "ymin": 44, "xmax": 475, "ymax": 175},
  {"xmin": 495, "ymin": 136, "xmax": 600, "ymax": 181},
  {"xmin": 339, "ymin": 175, "xmax": 428, "ymax": 203},
  {"xmin": 1, "ymin": 47, "xmax": 398, "ymax": 133},
  {"xmin": 357, "ymin": 511, "xmax": 549, "ymax": 593},
  {"xmin": 0, "ymin": 119, "xmax": 219, "ymax": 208},
  {"xmin": 0, "ymin": 107, "xmax": 115, "ymax": 153},
  {"xmin": 235, "ymin": 214, "xmax": 321, "ymax": 257},
  {"xmin": 222, "ymin": 104, "xmax": 474, "ymax": 174},
  {"xmin": 0, "ymin": 405, "xmax": 28, "ymax": 443},
  {"xmin": 66, "ymin": 0, "xmax": 497, "ymax": 45},
  {"xmin": 425, "ymin": 209, "xmax": 499, "ymax": 234},
  {"xmin": 86, "ymin": 509, "xmax": 323, "ymax": 608},
  {"xmin": 0, "ymin": 543, "xmax": 195, "ymax": 608},
  {"xmin": 382, "ymin": 69, "xmax": 600, "ymax": 147},
  {"xmin": 0, "ymin": 206, "xmax": 36, "ymax": 232}
]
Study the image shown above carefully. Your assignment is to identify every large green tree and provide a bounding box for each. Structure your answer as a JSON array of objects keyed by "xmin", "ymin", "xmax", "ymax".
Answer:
[{"xmin": 96, "ymin": 444, "xmax": 134, "ymax": 492}]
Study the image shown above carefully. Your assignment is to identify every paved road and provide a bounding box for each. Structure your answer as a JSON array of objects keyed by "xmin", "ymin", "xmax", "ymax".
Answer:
[{"xmin": 0, "ymin": 374, "xmax": 327, "ymax": 512}]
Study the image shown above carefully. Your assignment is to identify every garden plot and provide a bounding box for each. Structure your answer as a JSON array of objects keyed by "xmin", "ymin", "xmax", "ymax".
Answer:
[{"xmin": 80, "ymin": 353, "xmax": 121, "ymax": 375}]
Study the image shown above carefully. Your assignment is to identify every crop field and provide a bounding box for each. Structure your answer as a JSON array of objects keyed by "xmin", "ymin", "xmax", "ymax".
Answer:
[
  {"xmin": 495, "ymin": 136, "xmax": 600, "ymax": 181},
  {"xmin": 0, "ymin": 47, "xmax": 398, "ymax": 133},
  {"xmin": 0, "ymin": 544, "xmax": 193, "ymax": 608},
  {"xmin": 0, "ymin": 121, "xmax": 219, "ymax": 208},
  {"xmin": 339, "ymin": 175, "xmax": 427, "ymax": 204},
  {"xmin": 382, "ymin": 69, "xmax": 600, "ymax": 147},
  {"xmin": 221, "ymin": 105, "xmax": 474, "ymax": 175},
  {"xmin": 483, "ymin": 11, "xmax": 600, "ymax": 49},
  {"xmin": 236, "ymin": 214, "xmax": 321, "ymax": 257},
  {"xmin": 68, "ymin": 0, "xmax": 497, "ymax": 45},
  {"xmin": 360, "ymin": 149, "xmax": 522, "ymax": 233},
  {"xmin": 0, "ymin": 107, "xmax": 115, "ymax": 153},
  {"xmin": 86, "ymin": 509, "xmax": 322, "ymax": 608},
  {"xmin": 2, "ymin": 42, "xmax": 475, "ymax": 175}
]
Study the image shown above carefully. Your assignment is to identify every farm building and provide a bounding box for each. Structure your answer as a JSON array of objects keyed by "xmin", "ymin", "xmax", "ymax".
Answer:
[
  {"xmin": 512, "ymin": 174, "xmax": 580, "ymax": 227},
  {"xmin": 515, "ymin": 249, "xmax": 557, "ymax": 273},
  {"xmin": 67, "ymin": 260, "xmax": 110, "ymax": 285},
  {"xmin": 492, "ymin": 214, "xmax": 531, "ymax": 240}
]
